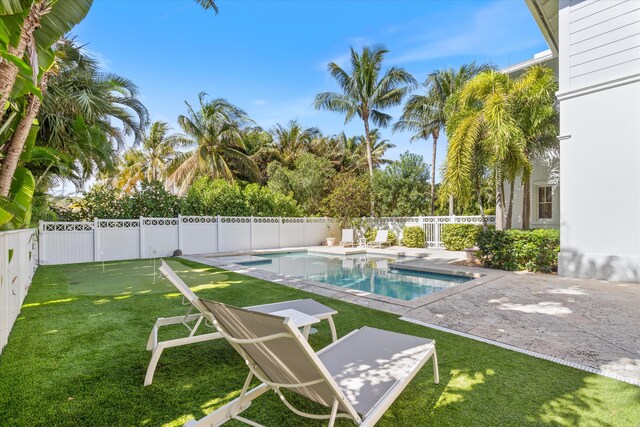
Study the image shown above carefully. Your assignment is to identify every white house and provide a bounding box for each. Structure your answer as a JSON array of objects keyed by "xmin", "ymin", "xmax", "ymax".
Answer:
[{"xmin": 502, "ymin": 0, "xmax": 640, "ymax": 282}]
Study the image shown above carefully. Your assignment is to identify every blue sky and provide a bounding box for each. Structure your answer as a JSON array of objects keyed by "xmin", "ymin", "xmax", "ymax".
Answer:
[{"xmin": 73, "ymin": 0, "xmax": 549, "ymax": 180}]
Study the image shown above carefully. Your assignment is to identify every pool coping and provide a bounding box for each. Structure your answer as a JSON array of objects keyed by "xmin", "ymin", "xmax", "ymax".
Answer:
[{"xmin": 182, "ymin": 249, "xmax": 505, "ymax": 311}]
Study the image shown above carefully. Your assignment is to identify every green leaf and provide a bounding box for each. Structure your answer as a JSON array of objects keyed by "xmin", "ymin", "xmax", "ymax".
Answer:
[
  {"xmin": 33, "ymin": 0, "xmax": 93, "ymax": 50},
  {"xmin": 0, "ymin": 0, "xmax": 31, "ymax": 15},
  {"xmin": 10, "ymin": 73, "xmax": 41, "ymax": 99},
  {"xmin": 0, "ymin": 47, "xmax": 32, "ymax": 75},
  {"xmin": 8, "ymin": 166, "xmax": 34, "ymax": 227},
  {"xmin": 18, "ymin": 123, "xmax": 38, "ymax": 164},
  {"xmin": 0, "ymin": 195, "xmax": 22, "ymax": 228}
]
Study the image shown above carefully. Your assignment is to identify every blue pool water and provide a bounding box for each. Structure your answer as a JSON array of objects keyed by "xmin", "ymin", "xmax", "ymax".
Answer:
[{"xmin": 238, "ymin": 252, "xmax": 471, "ymax": 301}]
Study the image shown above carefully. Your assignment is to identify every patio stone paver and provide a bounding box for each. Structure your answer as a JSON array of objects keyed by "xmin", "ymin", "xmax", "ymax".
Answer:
[
  {"xmin": 403, "ymin": 271, "xmax": 640, "ymax": 384},
  {"xmin": 183, "ymin": 253, "xmax": 640, "ymax": 385}
]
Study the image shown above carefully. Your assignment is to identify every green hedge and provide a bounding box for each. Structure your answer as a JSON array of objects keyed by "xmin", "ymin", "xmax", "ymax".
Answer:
[
  {"xmin": 401, "ymin": 226, "xmax": 425, "ymax": 248},
  {"xmin": 441, "ymin": 224, "xmax": 483, "ymax": 251},
  {"xmin": 477, "ymin": 228, "xmax": 560, "ymax": 273}
]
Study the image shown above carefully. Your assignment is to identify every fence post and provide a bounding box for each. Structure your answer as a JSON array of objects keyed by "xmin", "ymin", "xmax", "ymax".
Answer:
[
  {"xmin": 94, "ymin": 218, "xmax": 99, "ymax": 262},
  {"xmin": 249, "ymin": 216, "xmax": 254, "ymax": 250},
  {"xmin": 139, "ymin": 216, "xmax": 145, "ymax": 259},
  {"xmin": 177, "ymin": 215, "xmax": 183, "ymax": 252},
  {"xmin": 38, "ymin": 221, "xmax": 45, "ymax": 265},
  {"xmin": 216, "ymin": 215, "xmax": 221, "ymax": 253},
  {"xmin": 278, "ymin": 217, "xmax": 282, "ymax": 248},
  {"xmin": 303, "ymin": 217, "xmax": 307, "ymax": 246}
]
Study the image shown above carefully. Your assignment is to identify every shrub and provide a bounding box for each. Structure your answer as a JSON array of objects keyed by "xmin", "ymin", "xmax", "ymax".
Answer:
[
  {"xmin": 477, "ymin": 228, "xmax": 560, "ymax": 273},
  {"xmin": 401, "ymin": 226, "xmax": 425, "ymax": 248},
  {"xmin": 126, "ymin": 181, "xmax": 180, "ymax": 218},
  {"xmin": 441, "ymin": 224, "xmax": 483, "ymax": 251},
  {"xmin": 182, "ymin": 177, "xmax": 303, "ymax": 217},
  {"xmin": 364, "ymin": 227, "xmax": 398, "ymax": 246}
]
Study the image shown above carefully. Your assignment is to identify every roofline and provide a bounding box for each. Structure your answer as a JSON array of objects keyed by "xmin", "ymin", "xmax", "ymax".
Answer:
[
  {"xmin": 501, "ymin": 50, "xmax": 556, "ymax": 75},
  {"xmin": 525, "ymin": 0, "xmax": 559, "ymax": 54}
]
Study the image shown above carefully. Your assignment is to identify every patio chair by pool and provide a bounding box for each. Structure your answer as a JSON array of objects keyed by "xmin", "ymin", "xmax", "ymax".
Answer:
[
  {"xmin": 340, "ymin": 229, "xmax": 355, "ymax": 247},
  {"xmin": 144, "ymin": 260, "xmax": 338, "ymax": 386},
  {"xmin": 368, "ymin": 229, "xmax": 389, "ymax": 248},
  {"xmin": 186, "ymin": 299, "xmax": 439, "ymax": 427}
]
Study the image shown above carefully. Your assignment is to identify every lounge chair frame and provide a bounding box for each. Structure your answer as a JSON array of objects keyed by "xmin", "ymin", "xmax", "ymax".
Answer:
[
  {"xmin": 186, "ymin": 300, "xmax": 439, "ymax": 427},
  {"xmin": 144, "ymin": 261, "xmax": 337, "ymax": 386}
]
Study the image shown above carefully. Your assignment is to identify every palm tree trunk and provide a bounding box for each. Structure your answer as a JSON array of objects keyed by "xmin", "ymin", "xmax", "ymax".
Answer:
[
  {"xmin": 362, "ymin": 117, "xmax": 375, "ymax": 216},
  {"xmin": 522, "ymin": 175, "xmax": 531, "ymax": 230},
  {"xmin": 430, "ymin": 132, "xmax": 438, "ymax": 215},
  {"xmin": 0, "ymin": 93, "xmax": 41, "ymax": 196},
  {"xmin": 0, "ymin": 1, "xmax": 48, "ymax": 114},
  {"xmin": 475, "ymin": 174, "xmax": 487, "ymax": 231},
  {"xmin": 506, "ymin": 177, "xmax": 515, "ymax": 229}
]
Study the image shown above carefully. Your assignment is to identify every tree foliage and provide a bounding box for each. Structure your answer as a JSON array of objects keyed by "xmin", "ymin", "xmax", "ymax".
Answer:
[
  {"xmin": 182, "ymin": 177, "xmax": 303, "ymax": 217},
  {"xmin": 321, "ymin": 173, "xmax": 371, "ymax": 224},
  {"xmin": 372, "ymin": 152, "xmax": 430, "ymax": 216},
  {"xmin": 267, "ymin": 153, "xmax": 335, "ymax": 215}
]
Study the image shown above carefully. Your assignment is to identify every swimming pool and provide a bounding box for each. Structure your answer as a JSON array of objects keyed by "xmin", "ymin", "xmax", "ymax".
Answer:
[{"xmin": 237, "ymin": 252, "xmax": 471, "ymax": 301}]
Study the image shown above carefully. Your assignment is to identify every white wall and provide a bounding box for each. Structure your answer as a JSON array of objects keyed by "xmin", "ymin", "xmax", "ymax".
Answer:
[
  {"xmin": 497, "ymin": 156, "xmax": 560, "ymax": 229},
  {"xmin": 557, "ymin": 0, "xmax": 640, "ymax": 281}
]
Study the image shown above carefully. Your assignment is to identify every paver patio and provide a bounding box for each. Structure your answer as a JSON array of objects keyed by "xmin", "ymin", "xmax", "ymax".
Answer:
[{"xmin": 188, "ymin": 252, "xmax": 640, "ymax": 385}]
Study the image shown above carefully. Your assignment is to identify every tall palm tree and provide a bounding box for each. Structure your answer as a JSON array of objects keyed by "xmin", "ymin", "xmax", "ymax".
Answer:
[
  {"xmin": 443, "ymin": 70, "xmax": 528, "ymax": 228},
  {"xmin": 314, "ymin": 45, "xmax": 416, "ymax": 183},
  {"xmin": 167, "ymin": 93, "xmax": 260, "ymax": 195},
  {"xmin": 393, "ymin": 62, "xmax": 491, "ymax": 215},
  {"xmin": 511, "ymin": 65, "xmax": 558, "ymax": 229}
]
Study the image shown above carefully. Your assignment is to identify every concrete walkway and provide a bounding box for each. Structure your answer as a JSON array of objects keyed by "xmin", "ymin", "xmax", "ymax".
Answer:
[{"xmin": 185, "ymin": 252, "xmax": 640, "ymax": 385}]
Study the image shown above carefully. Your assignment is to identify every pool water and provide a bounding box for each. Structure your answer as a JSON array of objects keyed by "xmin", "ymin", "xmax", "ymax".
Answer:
[{"xmin": 237, "ymin": 252, "xmax": 471, "ymax": 301}]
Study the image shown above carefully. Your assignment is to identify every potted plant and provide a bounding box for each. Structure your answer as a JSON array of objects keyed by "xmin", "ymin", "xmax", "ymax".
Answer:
[{"xmin": 464, "ymin": 246, "xmax": 480, "ymax": 263}]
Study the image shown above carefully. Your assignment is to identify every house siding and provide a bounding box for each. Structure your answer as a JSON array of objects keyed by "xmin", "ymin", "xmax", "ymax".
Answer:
[
  {"xmin": 557, "ymin": 0, "xmax": 640, "ymax": 281},
  {"xmin": 567, "ymin": 0, "xmax": 640, "ymax": 88}
]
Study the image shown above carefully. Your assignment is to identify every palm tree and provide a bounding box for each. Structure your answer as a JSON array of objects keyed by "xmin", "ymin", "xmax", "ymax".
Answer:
[
  {"xmin": 269, "ymin": 121, "xmax": 320, "ymax": 166},
  {"xmin": 167, "ymin": 93, "xmax": 260, "ymax": 195},
  {"xmin": 35, "ymin": 40, "xmax": 149, "ymax": 187},
  {"xmin": 111, "ymin": 121, "xmax": 178, "ymax": 192},
  {"xmin": 393, "ymin": 62, "xmax": 491, "ymax": 215},
  {"xmin": 359, "ymin": 129, "xmax": 395, "ymax": 169},
  {"xmin": 314, "ymin": 45, "xmax": 416, "ymax": 183},
  {"xmin": 443, "ymin": 70, "xmax": 528, "ymax": 228},
  {"xmin": 511, "ymin": 65, "xmax": 558, "ymax": 229}
]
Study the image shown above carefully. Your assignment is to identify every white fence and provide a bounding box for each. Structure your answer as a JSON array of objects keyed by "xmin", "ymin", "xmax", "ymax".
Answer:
[
  {"xmin": 39, "ymin": 216, "xmax": 333, "ymax": 265},
  {"xmin": 365, "ymin": 215, "xmax": 496, "ymax": 248},
  {"xmin": 0, "ymin": 229, "xmax": 38, "ymax": 354},
  {"xmin": 39, "ymin": 215, "xmax": 496, "ymax": 265}
]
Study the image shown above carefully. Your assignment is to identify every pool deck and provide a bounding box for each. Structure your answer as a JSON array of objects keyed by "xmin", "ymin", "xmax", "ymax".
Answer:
[{"xmin": 184, "ymin": 248, "xmax": 640, "ymax": 386}]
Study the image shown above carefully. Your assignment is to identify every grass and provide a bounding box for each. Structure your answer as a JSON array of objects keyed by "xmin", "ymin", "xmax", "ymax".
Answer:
[{"xmin": 0, "ymin": 258, "xmax": 638, "ymax": 426}]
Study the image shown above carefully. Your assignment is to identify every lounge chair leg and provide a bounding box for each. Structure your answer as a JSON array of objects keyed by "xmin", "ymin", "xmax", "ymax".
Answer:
[
  {"xmin": 302, "ymin": 325, "xmax": 311, "ymax": 340},
  {"xmin": 327, "ymin": 399, "xmax": 339, "ymax": 427},
  {"xmin": 327, "ymin": 316, "xmax": 337, "ymax": 342},
  {"xmin": 146, "ymin": 323, "xmax": 159, "ymax": 351},
  {"xmin": 184, "ymin": 383, "xmax": 270, "ymax": 427},
  {"xmin": 433, "ymin": 348, "xmax": 439, "ymax": 384},
  {"xmin": 145, "ymin": 342, "xmax": 167, "ymax": 386}
]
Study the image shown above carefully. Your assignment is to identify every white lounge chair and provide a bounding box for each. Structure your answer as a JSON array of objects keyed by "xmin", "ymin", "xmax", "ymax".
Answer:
[
  {"xmin": 368, "ymin": 229, "xmax": 389, "ymax": 248},
  {"xmin": 340, "ymin": 229, "xmax": 355, "ymax": 247},
  {"xmin": 187, "ymin": 299, "xmax": 439, "ymax": 427},
  {"xmin": 144, "ymin": 260, "xmax": 338, "ymax": 386}
]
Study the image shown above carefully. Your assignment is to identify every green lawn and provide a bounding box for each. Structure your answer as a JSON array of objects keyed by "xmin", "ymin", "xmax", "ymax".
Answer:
[{"xmin": 0, "ymin": 259, "xmax": 638, "ymax": 426}]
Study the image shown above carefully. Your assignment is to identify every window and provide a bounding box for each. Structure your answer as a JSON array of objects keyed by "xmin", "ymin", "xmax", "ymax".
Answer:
[{"xmin": 537, "ymin": 186, "xmax": 553, "ymax": 219}]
